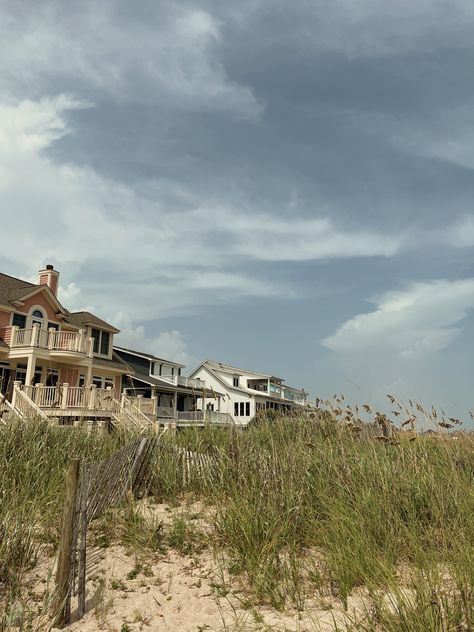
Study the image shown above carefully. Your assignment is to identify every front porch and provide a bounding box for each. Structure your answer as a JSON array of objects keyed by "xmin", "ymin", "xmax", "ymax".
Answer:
[
  {"xmin": 7, "ymin": 383, "xmax": 234, "ymax": 429},
  {"xmin": 123, "ymin": 391, "xmax": 234, "ymax": 426}
]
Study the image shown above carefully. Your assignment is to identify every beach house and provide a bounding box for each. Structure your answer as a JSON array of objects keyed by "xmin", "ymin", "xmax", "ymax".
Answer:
[
  {"xmin": 188, "ymin": 359, "xmax": 308, "ymax": 425},
  {"xmin": 113, "ymin": 346, "xmax": 230, "ymax": 424},
  {"xmin": 0, "ymin": 265, "xmax": 130, "ymax": 422}
]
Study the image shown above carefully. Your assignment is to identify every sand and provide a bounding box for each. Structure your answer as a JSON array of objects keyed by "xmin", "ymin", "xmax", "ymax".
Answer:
[{"xmin": 16, "ymin": 502, "xmax": 369, "ymax": 632}]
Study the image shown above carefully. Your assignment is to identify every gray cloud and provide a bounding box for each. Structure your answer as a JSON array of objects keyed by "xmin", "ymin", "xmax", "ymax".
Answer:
[{"xmin": 1, "ymin": 0, "xmax": 474, "ymax": 417}]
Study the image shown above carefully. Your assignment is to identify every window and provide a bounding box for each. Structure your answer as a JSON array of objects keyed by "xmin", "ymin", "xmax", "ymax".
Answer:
[
  {"xmin": 233, "ymin": 376, "xmax": 239, "ymax": 387},
  {"xmin": 246, "ymin": 402, "xmax": 250, "ymax": 416},
  {"xmin": 92, "ymin": 375, "xmax": 103, "ymax": 388},
  {"xmin": 45, "ymin": 369, "xmax": 58, "ymax": 387},
  {"xmin": 91, "ymin": 329, "xmax": 111, "ymax": 356},
  {"xmin": 32, "ymin": 309, "xmax": 44, "ymax": 327},
  {"xmin": 92, "ymin": 375, "xmax": 114, "ymax": 389},
  {"xmin": 234, "ymin": 402, "xmax": 239, "ymax": 416},
  {"xmin": 206, "ymin": 403, "xmax": 215, "ymax": 411},
  {"xmin": 15, "ymin": 364, "xmax": 27, "ymax": 384},
  {"xmin": 91, "ymin": 329, "xmax": 100, "ymax": 354},
  {"xmin": 79, "ymin": 373, "xmax": 85, "ymax": 388},
  {"xmin": 47, "ymin": 322, "xmax": 59, "ymax": 331},
  {"xmin": 100, "ymin": 331, "xmax": 110, "ymax": 355},
  {"xmin": 240, "ymin": 402, "xmax": 245, "ymax": 416},
  {"xmin": 12, "ymin": 313, "xmax": 26, "ymax": 328}
]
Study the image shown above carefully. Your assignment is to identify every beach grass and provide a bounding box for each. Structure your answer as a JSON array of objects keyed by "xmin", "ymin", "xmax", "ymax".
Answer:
[{"xmin": 1, "ymin": 410, "xmax": 473, "ymax": 630}]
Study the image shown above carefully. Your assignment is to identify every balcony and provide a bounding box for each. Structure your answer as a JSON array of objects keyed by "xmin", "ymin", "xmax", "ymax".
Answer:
[
  {"xmin": 2, "ymin": 325, "xmax": 93, "ymax": 358},
  {"xmin": 151, "ymin": 374, "xmax": 206, "ymax": 389}
]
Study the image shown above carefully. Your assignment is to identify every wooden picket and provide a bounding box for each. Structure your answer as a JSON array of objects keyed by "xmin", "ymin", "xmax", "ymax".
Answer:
[{"xmin": 54, "ymin": 437, "xmax": 218, "ymax": 626}]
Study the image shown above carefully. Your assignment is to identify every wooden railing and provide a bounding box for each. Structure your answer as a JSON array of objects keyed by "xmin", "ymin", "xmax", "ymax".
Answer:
[
  {"xmin": 121, "ymin": 396, "xmax": 153, "ymax": 428},
  {"xmin": 0, "ymin": 393, "xmax": 20, "ymax": 422},
  {"xmin": 176, "ymin": 410, "xmax": 234, "ymax": 425},
  {"xmin": 177, "ymin": 411, "xmax": 204, "ymax": 422},
  {"xmin": 126, "ymin": 395, "xmax": 157, "ymax": 416},
  {"xmin": 149, "ymin": 374, "xmax": 205, "ymax": 389},
  {"xmin": 157, "ymin": 405, "xmax": 175, "ymax": 418},
  {"xmin": 48, "ymin": 330, "xmax": 85, "ymax": 353},
  {"xmin": 12, "ymin": 385, "xmax": 49, "ymax": 421},
  {"xmin": 5, "ymin": 326, "xmax": 91, "ymax": 356}
]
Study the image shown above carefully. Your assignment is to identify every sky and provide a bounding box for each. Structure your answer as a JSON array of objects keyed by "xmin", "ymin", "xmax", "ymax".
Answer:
[{"xmin": 0, "ymin": 0, "xmax": 473, "ymax": 421}]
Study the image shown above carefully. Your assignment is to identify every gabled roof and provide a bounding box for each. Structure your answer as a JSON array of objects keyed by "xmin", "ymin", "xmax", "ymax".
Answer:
[
  {"xmin": 191, "ymin": 360, "xmax": 307, "ymax": 402},
  {"xmin": 202, "ymin": 359, "xmax": 284, "ymax": 382},
  {"xmin": 114, "ymin": 346, "xmax": 185, "ymax": 368},
  {"xmin": 127, "ymin": 370, "xmax": 222, "ymax": 398},
  {"xmin": 0, "ymin": 273, "xmax": 66, "ymax": 313},
  {"xmin": 0, "ymin": 272, "xmax": 119, "ymax": 334},
  {"xmin": 65, "ymin": 311, "xmax": 120, "ymax": 334}
]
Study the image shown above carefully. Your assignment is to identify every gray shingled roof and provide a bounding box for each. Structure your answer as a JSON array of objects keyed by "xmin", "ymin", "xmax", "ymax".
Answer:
[
  {"xmin": 0, "ymin": 272, "xmax": 119, "ymax": 333},
  {"xmin": 203, "ymin": 359, "xmax": 284, "ymax": 382},
  {"xmin": 0, "ymin": 273, "xmax": 37, "ymax": 309},
  {"xmin": 92, "ymin": 352, "xmax": 130, "ymax": 372},
  {"xmin": 114, "ymin": 346, "xmax": 185, "ymax": 367},
  {"xmin": 65, "ymin": 311, "xmax": 120, "ymax": 333}
]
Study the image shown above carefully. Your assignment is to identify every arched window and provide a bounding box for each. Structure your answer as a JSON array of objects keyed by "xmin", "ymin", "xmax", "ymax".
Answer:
[{"xmin": 31, "ymin": 309, "xmax": 45, "ymax": 328}]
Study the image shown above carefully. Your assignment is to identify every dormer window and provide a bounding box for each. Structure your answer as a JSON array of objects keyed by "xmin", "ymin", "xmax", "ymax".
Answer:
[
  {"xmin": 91, "ymin": 329, "xmax": 111, "ymax": 355},
  {"xmin": 233, "ymin": 376, "xmax": 239, "ymax": 387}
]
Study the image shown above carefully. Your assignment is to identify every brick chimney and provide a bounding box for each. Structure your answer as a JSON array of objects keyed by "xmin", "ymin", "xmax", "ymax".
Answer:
[{"xmin": 38, "ymin": 264, "xmax": 60, "ymax": 297}]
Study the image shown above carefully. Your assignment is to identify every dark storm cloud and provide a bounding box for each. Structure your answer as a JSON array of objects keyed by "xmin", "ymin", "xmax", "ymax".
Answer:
[{"xmin": 1, "ymin": 0, "xmax": 474, "ymax": 415}]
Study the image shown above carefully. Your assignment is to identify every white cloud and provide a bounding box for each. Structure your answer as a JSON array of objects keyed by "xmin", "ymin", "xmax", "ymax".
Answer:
[
  {"xmin": 114, "ymin": 316, "xmax": 196, "ymax": 368},
  {"xmin": 0, "ymin": 96, "xmax": 403, "ymax": 321},
  {"xmin": 322, "ymin": 278, "xmax": 474, "ymax": 358},
  {"xmin": 0, "ymin": 1, "xmax": 261, "ymax": 119},
  {"xmin": 447, "ymin": 215, "xmax": 474, "ymax": 247}
]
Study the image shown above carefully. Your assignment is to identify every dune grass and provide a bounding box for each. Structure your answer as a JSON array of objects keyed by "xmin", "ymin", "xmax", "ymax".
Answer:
[
  {"xmin": 1, "ymin": 412, "xmax": 473, "ymax": 630},
  {"xmin": 153, "ymin": 416, "xmax": 474, "ymax": 627}
]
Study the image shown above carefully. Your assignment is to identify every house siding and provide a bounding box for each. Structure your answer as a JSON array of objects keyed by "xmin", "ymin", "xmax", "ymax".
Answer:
[
  {"xmin": 18, "ymin": 294, "xmax": 59, "ymax": 323},
  {"xmin": 0, "ymin": 309, "xmax": 11, "ymax": 343},
  {"xmin": 61, "ymin": 368, "xmax": 79, "ymax": 386}
]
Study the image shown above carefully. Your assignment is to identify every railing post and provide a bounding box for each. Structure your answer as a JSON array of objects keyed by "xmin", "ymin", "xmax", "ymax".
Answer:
[
  {"xmin": 151, "ymin": 395, "xmax": 157, "ymax": 418},
  {"xmin": 88, "ymin": 385, "xmax": 97, "ymax": 410},
  {"xmin": 37, "ymin": 383, "xmax": 44, "ymax": 407},
  {"xmin": 48, "ymin": 327, "xmax": 55, "ymax": 350},
  {"xmin": 61, "ymin": 383, "xmax": 69, "ymax": 410},
  {"xmin": 78, "ymin": 329, "xmax": 85, "ymax": 353},
  {"xmin": 10, "ymin": 325, "xmax": 19, "ymax": 347},
  {"xmin": 31, "ymin": 323, "xmax": 40, "ymax": 347},
  {"xmin": 87, "ymin": 337, "xmax": 94, "ymax": 358},
  {"xmin": 137, "ymin": 394, "xmax": 143, "ymax": 411},
  {"xmin": 12, "ymin": 380, "xmax": 21, "ymax": 408}
]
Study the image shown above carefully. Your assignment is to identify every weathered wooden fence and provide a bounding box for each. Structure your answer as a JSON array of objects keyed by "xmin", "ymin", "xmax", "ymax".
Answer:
[
  {"xmin": 54, "ymin": 436, "xmax": 158, "ymax": 625},
  {"xmin": 157, "ymin": 442, "xmax": 219, "ymax": 487},
  {"xmin": 53, "ymin": 436, "xmax": 218, "ymax": 626}
]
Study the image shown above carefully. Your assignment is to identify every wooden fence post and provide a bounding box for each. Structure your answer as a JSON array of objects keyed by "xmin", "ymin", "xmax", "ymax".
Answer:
[
  {"xmin": 54, "ymin": 458, "xmax": 80, "ymax": 627},
  {"xmin": 77, "ymin": 462, "xmax": 88, "ymax": 619}
]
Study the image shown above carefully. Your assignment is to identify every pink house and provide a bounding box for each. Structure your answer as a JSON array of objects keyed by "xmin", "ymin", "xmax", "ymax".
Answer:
[{"xmin": 0, "ymin": 265, "xmax": 130, "ymax": 422}]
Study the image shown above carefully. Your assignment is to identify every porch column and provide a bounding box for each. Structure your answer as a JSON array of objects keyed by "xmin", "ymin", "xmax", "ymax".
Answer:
[
  {"xmin": 78, "ymin": 329, "xmax": 85, "ymax": 353},
  {"xmin": 25, "ymin": 355, "xmax": 37, "ymax": 386},
  {"xmin": 31, "ymin": 324, "xmax": 40, "ymax": 348},
  {"xmin": 173, "ymin": 390, "xmax": 178, "ymax": 419},
  {"xmin": 85, "ymin": 363, "xmax": 93, "ymax": 387}
]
